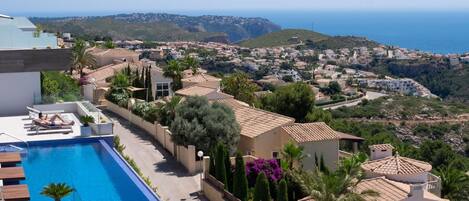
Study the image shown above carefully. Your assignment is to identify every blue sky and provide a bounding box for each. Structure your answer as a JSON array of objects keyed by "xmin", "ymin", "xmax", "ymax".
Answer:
[{"xmin": 2, "ymin": 0, "xmax": 469, "ymax": 16}]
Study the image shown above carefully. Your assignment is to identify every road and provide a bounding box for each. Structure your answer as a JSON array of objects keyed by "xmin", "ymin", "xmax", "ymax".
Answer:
[
  {"xmin": 322, "ymin": 91, "xmax": 387, "ymax": 110},
  {"xmin": 104, "ymin": 111, "xmax": 205, "ymax": 201}
]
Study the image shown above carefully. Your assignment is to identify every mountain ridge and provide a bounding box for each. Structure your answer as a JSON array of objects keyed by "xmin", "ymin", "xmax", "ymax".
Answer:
[{"xmin": 31, "ymin": 13, "xmax": 281, "ymax": 42}]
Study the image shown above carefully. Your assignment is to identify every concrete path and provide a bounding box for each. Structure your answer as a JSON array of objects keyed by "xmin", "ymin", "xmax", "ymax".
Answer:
[{"xmin": 104, "ymin": 111, "xmax": 204, "ymax": 201}]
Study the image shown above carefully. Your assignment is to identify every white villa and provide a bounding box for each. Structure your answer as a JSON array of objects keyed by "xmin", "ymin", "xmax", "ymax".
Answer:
[{"xmin": 0, "ymin": 16, "xmax": 71, "ymax": 116}]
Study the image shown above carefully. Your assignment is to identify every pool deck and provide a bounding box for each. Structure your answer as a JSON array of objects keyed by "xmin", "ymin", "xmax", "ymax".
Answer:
[
  {"xmin": 0, "ymin": 153, "xmax": 21, "ymax": 164},
  {"xmin": 105, "ymin": 111, "xmax": 206, "ymax": 201},
  {"xmin": 0, "ymin": 113, "xmax": 83, "ymax": 144},
  {"xmin": 0, "ymin": 184, "xmax": 30, "ymax": 201}
]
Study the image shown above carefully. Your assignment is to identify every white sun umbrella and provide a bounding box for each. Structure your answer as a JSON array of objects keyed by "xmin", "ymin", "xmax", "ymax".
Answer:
[{"xmin": 0, "ymin": 14, "xmax": 14, "ymax": 19}]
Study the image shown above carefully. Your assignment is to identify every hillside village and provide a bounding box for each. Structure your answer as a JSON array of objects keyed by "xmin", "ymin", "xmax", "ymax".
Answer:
[{"xmin": 0, "ymin": 15, "xmax": 468, "ymax": 201}]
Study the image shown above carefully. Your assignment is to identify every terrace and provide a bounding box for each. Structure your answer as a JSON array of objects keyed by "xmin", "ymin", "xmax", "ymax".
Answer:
[{"xmin": 0, "ymin": 101, "xmax": 113, "ymax": 144}]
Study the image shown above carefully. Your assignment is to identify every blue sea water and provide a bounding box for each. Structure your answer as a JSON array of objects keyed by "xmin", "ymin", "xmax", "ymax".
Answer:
[
  {"xmin": 19, "ymin": 142, "xmax": 151, "ymax": 201},
  {"xmin": 14, "ymin": 10, "xmax": 469, "ymax": 54},
  {"xmin": 181, "ymin": 10, "xmax": 469, "ymax": 54}
]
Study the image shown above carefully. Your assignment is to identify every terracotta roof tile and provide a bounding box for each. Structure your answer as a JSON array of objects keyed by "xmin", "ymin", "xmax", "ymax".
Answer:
[
  {"xmin": 281, "ymin": 123, "xmax": 340, "ymax": 143},
  {"xmin": 175, "ymin": 85, "xmax": 217, "ymax": 96},
  {"xmin": 356, "ymin": 177, "xmax": 447, "ymax": 201},
  {"xmin": 213, "ymin": 99, "xmax": 294, "ymax": 138},
  {"xmin": 369, "ymin": 144, "xmax": 395, "ymax": 150},
  {"xmin": 181, "ymin": 73, "xmax": 221, "ymax": 83},
  {"xmin": 361, "ymin": 154, "xmax": 432, "ymax": 175}
]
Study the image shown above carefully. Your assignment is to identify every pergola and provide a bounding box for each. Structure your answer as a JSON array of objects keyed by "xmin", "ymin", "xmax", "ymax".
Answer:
[{"xmin": 337, "ymin": 131, "xmax": 364, "ymax": 153}]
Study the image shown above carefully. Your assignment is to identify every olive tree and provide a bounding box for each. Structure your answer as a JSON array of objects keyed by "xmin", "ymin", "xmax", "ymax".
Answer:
[{"xmin": 170, "ymin": 96, "xmax": 240, "ymax": 153}]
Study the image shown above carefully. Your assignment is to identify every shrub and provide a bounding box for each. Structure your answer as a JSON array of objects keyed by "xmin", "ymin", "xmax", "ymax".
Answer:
[
  {"xmin": 246, "ymin": 159, "xmax": 283, "ymax": 187},
  {"xmin": 132, "ymin": 102, "xmax": 159, "ymax": 122},
  {"xmin": 253, "ymin": 173, "xmax": 271, "ymax": 201}
]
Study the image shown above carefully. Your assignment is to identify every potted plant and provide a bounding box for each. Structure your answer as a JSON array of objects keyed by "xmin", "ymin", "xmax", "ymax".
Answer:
[{"xmin": 80, "ymin": 115, "xmax": 94, "ymax": 136}]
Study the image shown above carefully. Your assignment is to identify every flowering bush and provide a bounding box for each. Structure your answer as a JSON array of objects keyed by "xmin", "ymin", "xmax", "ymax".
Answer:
[{"xmin": 246, "ymin": 159, "xmax": 283, "ymax": 186}]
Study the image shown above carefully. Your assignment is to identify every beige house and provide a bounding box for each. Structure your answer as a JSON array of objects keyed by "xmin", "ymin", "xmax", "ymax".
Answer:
[
  {"xmin": 88, "ymin": 47, "xmax": 140, "ymax": 67},
  {"xmin": 215, "ymin": 99, "xmax": 343, "ymax": 171},
  {"xmin": 360, "ymin": 144, "xmax": 444, "ymax": 200},
  {"xmin": 280, "ymin": 123, "xmax": 340, "ymax": 171}
]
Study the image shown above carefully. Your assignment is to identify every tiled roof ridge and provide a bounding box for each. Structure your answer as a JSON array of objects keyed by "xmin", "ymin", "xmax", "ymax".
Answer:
[
  {"xmin": 246, "ymin": 106, "xmax": 295, "ymax": 121},
  {"xmin": 364, "ymin": 154, "xmax": 431, "ymax": 174},
  {"xmin": 362, "ymin": 177, "xmax": 409, "ymax": 195}
]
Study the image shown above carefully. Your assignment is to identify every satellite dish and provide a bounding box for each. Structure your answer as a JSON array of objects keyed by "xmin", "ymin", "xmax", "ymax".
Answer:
[{"xmin": 0, "ymin": 14, "xmax": 14, "ymax": 19}]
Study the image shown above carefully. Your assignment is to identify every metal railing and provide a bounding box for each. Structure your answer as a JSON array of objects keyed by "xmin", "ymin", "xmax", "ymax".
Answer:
[
  {"xmin": 0, "ymin": 133, "xmax": 29, "ymax": 149},
  {"xmin": 427, "ymin": 172, "xmax": 442, "ymax": 197}
]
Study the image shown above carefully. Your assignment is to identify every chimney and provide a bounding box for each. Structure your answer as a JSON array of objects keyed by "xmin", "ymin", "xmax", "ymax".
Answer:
[
  {"xmin": 408, "ymin": 184, "xmax": 425, "ymax": 200},
  {"xmin": 369, "ymin": 144, "xmax": 394, "ymax": 160}
]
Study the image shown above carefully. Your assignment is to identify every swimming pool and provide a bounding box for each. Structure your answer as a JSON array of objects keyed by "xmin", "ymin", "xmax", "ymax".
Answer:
[{"xmin": 17, "ymin": 140, "xmax": 158, "ymax": 201}]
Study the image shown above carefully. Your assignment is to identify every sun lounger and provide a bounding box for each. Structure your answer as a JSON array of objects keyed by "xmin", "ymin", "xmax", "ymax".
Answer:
[
  {"xmin": 0, "ymin": 167, "xmax": 25, "ymax": 180},
  {"xmin": 26, "ymin": 107, "xmax": 64, "ymax": 119},
  {"xmin": 0, "ymin": 153, "xmax": 21, "ymax": 164},
  {"xmin": 0, "ymin": 184, "xmax": 30, "ymax": 201}
]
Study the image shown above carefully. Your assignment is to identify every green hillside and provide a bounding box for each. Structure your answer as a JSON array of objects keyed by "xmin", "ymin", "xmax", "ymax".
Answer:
[
  {"xmin": 35, "ymin": 18, "xmax": 227, "ymax": 42},
  {"xmin": 238, "ymin": 29, "xmax": 329, "ymax": 48},
  {"xmin": 238, "ymin": 29, "xmax": 379, "ymax": 49}
]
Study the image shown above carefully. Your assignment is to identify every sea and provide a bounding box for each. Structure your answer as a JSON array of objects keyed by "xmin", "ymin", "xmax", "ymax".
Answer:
[{"xmin": 15, "ymin": 10, "xmax": 469, "ymax": 54}]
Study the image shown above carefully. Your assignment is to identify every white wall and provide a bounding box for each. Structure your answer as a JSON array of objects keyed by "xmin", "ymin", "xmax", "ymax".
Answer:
[{"xmin": 0, "ymin": 72, "xmax": 41, "ymax": 116}]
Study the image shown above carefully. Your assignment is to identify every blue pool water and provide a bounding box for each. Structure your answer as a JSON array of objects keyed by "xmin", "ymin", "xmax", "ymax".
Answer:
[{"xmin": 19, "ymin": 141, "xmax": 155, "ymax": 201}]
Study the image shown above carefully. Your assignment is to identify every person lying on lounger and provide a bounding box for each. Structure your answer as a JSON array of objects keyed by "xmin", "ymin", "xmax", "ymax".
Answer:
[{"xmin": 34, "ymin": 113, "xmax": 75, "ymax": 127}]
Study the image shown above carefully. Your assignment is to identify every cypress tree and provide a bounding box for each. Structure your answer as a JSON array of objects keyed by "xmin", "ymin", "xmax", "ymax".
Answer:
[
  {"xmin": 209, "ymin": 150, "xmax": 216, "ymax": 177},
  {"xmin": 224, "ymin": 148, "xmax": 233, "ymax": 192},
  {"xmin": 277, "ymin": 179, "xmax": 288, "ymax": 201},
  {"xmin": 319, "ymin": 154, "xmax": 329, "ymax": 174},
  {"xmin": 233, "ymin": 153, "xmax": 248, "ymax": 201},
  {"xmin": 215, "ymin": 143, "xmax": 228, "ymax": 188},
  {"xmin": 314, "ymin": 153, "xmax": 319, "ymax": 168},
  {"xmin": 146, "ymin": 66, "xmax": 153, "ymax": 101},
  {"xmin": 253, "ymin": 172, "xmax": 271, "ymax": 201}
]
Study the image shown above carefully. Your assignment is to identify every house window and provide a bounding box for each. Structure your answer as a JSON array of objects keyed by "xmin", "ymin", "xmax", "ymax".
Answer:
[
  {"xmin": 272, "ymin": 151, "xmax": 279, "ymax": 159},
  {"xmin": 156, "ymin": 82, "xmax": 170, "ymax": 98}
]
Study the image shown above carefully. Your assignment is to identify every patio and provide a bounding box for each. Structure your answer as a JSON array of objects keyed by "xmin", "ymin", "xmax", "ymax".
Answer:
[
  {"xmin": 0, "ymin": 113, "xmax": 82, "ymax": 144},
  {"xmin": 0, "ymin": 101, "xmax": 113, "ymax": 144}
]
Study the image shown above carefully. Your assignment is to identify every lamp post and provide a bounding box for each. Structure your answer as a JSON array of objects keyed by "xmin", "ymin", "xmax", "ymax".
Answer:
[{"xmin": 197, "ymin": 150, "xmax": 204, "ymax": 192}]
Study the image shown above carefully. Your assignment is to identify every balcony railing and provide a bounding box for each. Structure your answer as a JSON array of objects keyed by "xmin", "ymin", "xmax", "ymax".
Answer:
[{"xmin": 427, "ymin": 172, "xmax": 442, "ymax": 197}]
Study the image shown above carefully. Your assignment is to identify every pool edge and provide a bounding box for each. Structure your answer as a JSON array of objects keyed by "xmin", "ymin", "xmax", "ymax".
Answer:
[{"xmin": 99, "ymin": 140, "xmax": 160, "ymax": 201}]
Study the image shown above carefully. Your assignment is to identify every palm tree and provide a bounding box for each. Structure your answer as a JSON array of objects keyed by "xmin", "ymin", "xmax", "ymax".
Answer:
[
  {"xmin": 435, "ymin": 163, "xmax": 469, "ymax": 199},
  {"xmin": 72, "ymin": 39, "xmax": 96, "ymax": 77},
  {"xmin": 41, "ymin": 183, "xmax": 74, "ymax": 201},
  {"xmin": 157, "ymin": 95, "xmax": 182, "ymax": 126},
  {"xmin": 337, "ymin": 152, "xmax": 368, "ymax": 176},
  {"xmin": 163, "ymin": 60, "xmax": 184, "ymax": 91},
  {"xmin": 295, "ymin": 170, "xmax": 377, "ymax": 201},
  {"xmin": 182, "ymin": 56, "xmax": 200, "ymax": 75},
  {"xmin": 294, "ymin": 152, "xmax": 377, "ymax": 201},
  {"xmin": 281, "ymin": 141, "xmax": 305, "ymax": 170}
]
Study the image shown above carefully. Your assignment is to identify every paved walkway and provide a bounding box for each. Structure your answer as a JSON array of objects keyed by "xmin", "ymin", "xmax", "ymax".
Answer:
[{"xmin": 104, "ymin": 111, "xmax": 204, "ymax": 201}]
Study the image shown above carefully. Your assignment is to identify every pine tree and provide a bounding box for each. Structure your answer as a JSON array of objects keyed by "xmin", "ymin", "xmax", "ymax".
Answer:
[
  {"xmin": 277, "ymin": 179, "xmax": 288, "ymax": 201},
  {"xmin": 253, "ymin": 172, "xmax": 271, "ymax": 201},
  {"xmin": 126, "ymin": 64, "xmax": 131, "ymax": 77},
  {"xmin": 215, "ymin": 143, "xmax": 228, "ymax": 188},
  {"xmin": 233, "ymin": 153, "xmax": 248, "ymax": 201},
  {"xmin": 224, "ymin": 148, "xmax": 233, "ymax": 192}
]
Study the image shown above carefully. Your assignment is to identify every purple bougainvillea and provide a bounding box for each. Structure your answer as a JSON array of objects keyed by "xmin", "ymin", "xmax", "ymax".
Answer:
[{"xmin": 246, "ymin": 159, "xmax": 283, "ymax": 186}]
